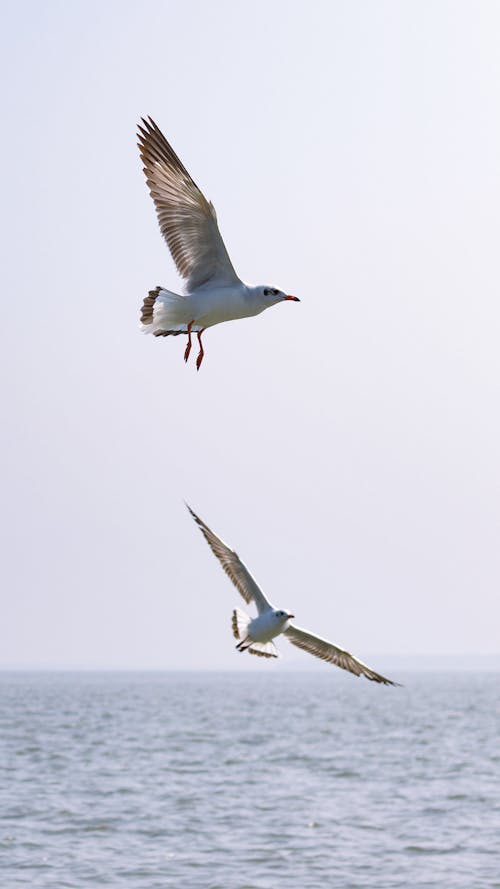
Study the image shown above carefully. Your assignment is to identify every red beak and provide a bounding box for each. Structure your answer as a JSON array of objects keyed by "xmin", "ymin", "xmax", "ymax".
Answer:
[
  {"xmin": 283, "ymin": 295, "xmax": 300, "ymax": 302},
  {"xmin": 288, "ymin": 614, "xmax": 295, "ymax": 619}
]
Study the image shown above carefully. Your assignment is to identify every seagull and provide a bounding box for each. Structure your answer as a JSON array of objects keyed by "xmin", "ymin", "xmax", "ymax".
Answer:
[
  {"xmin": 187, "ymin": 506, "xmax": 400, "ymax": 685},
  {"xmin": 137, "ymin": 117, "xmax": 300, "ymax": 369}
]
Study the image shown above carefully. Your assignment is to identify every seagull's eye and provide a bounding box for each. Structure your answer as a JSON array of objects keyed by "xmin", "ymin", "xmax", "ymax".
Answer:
[{"xmin": 272, "ymin": 289, "xmax": 279, "ymax": 296}]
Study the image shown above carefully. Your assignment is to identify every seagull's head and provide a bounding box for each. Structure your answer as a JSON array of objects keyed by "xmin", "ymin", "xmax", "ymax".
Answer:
[
  {"xmin": 274, "ymin": 609, "xmax": 295, "ymax": 629},
  {"xmin": 258, "ymin": 286, "xmax": 300, "ymax": 308}
]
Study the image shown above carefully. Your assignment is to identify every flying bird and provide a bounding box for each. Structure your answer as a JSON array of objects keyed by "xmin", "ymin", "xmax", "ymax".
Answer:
[
  {"xmin": 137, "ymin": 117, "xmax": 299, "ymax": 369},
  {"xmin": 187, "ymin": 506, "xmax": 400, "ymax": 685}
]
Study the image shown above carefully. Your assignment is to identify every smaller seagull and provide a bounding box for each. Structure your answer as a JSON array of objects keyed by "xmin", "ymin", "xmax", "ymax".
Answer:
[
  {"xmin": 187, "ymin": 506, "xmax": 400, "ymax": 686},
  {"xmin": 137, "ymin": 117, "xmax": 300, "ymax": 369}
]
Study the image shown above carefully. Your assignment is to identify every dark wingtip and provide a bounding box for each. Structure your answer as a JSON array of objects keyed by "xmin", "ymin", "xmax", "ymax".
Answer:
[
  {"xmin": 380, "ymin": 677, "xmax": 403, "ymax": 687},
  {"xmin": 185, "ymin": 502, "xmax": 203, "ymax": 529},
  {"xmin": 137, "ymin": 117, "xmax": 156, "ymax": 141}
]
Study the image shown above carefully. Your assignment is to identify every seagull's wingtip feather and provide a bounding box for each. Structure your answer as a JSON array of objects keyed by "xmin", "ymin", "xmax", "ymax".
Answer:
[{"xmin": 186, "ymin": 503, "xmax": 204, "ymax": 527}]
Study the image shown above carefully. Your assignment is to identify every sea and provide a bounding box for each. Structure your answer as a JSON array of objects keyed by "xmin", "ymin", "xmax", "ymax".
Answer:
[{"xmin": 1, "ymin": 671, "xmax": 499, "ymax": 888}]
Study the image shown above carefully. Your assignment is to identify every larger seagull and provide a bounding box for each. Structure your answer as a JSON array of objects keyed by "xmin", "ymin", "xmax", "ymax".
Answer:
[
  {"xmin": 188, "ymin": 506, "xmax": 399, "ymax": 686},
  {"xmin": 138, "ymin": 117, "xmax": 299, "ymax": 369}
]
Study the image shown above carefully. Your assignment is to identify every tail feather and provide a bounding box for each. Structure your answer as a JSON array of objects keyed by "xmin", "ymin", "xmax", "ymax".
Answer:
[
  {"xmin": 232, "ymin": 608, "xmax": 250, "ymax": 640},
  {"xmin": 140, "ymin": 286, "xmax": 162, "ymax": 324},
  {"xmin": 248, "ymin": 640, "xmax": 279, "ymax": 659},
  {"xmin": 140, "ymin": 286, "xmax": 200, "ymax": 335}
]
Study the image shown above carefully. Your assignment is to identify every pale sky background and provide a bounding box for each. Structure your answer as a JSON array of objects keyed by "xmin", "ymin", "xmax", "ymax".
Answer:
[{"xmin": 1, "ymin": 0, "xmax": 499, "ymax": 671}]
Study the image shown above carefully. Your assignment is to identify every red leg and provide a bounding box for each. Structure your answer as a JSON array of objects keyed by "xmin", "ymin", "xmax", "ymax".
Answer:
[
  {"xmin": 196, "ymin": 328, "xmax": 206, "ymax": 371},
  {"xmin": 184, "ymin": 320, "xmax": 195, "ymax": 363}
]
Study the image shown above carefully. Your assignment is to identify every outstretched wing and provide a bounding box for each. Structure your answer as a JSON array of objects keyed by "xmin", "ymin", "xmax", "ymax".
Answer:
[
  {"xmin": 187, "ymin": 506, "xmax": 273, "ymax": 614},
  {"xmin": 138, "ymin": 117, "xmax": 240, "ymax": 291},
  {"xmin": 284, "ymin": 624, "xmax": 400, "ymax": 685}
]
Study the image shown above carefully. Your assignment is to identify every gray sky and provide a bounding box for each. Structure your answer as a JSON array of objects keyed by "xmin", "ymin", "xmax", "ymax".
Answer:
[{"xmin": 1, "ymin": 0, "xmax": 499, "ymax": 670}]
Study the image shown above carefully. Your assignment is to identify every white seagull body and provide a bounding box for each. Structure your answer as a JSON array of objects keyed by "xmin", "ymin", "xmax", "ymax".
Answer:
[
  {"xmin": 188, "ymin": 506, "xmax": 400, "ymax": 686},
  {"xmin": 138, "ymin": 117, "xmax": 300, "ymax": 369}
]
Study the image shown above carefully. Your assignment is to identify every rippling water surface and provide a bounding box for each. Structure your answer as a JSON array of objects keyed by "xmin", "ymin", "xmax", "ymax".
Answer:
[{"xmin": 1, "ymin": 671, "xmax": 499, "ymax": 888}]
